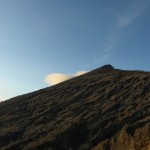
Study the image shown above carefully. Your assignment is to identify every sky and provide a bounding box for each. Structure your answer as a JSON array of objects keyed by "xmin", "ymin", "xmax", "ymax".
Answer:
[{"xmin": 0, "ymin": 0, "xmax": 150, "ymax": 101}]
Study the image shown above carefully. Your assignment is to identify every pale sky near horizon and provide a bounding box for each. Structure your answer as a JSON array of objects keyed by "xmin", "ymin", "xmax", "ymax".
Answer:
[{"xmin": 0, "ymin": 0, "xmax": 150, "ymax": 101}]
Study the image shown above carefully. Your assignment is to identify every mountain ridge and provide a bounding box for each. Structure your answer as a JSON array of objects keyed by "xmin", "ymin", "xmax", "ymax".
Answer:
[{"xmin": 0, "ymin": 65, "xmax": 150, "ymax": 150}]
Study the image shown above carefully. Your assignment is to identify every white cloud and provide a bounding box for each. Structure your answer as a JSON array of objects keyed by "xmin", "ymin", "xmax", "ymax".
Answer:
[
  {"xmin": 74, "ymin": 71, "xmax": 87, "ymax": 76},
  {"xmin": 45, "ymin": 71, "xmax": 87, "ymax": 85}
]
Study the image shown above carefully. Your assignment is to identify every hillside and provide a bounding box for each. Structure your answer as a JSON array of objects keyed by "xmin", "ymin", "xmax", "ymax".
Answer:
[{"xmin": 0, "ymin": 65, "xmax": 150, "ymax": 150}]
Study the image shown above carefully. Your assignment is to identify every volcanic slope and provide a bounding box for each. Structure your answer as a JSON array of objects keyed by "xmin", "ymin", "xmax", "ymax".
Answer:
[{"xmin": 0, "ymin": 65, "xmax": 150, "ymax": 150}]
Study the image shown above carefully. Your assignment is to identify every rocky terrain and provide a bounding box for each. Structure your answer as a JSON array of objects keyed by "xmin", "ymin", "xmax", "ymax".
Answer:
[{"xmin": 0, "ymin": 65, "xmax": 150, "ymax": 150}]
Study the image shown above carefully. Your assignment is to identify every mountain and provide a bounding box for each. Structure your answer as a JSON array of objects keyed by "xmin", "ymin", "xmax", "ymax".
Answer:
[{"xmin": 0, "ymin": 65, "xmax": 150, "ymax": 150}]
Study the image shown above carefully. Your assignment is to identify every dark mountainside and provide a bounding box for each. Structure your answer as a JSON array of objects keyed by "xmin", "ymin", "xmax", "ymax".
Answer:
[{"xmin": 0, "ymin": 65, "xmax": 150, "ymax": 150}]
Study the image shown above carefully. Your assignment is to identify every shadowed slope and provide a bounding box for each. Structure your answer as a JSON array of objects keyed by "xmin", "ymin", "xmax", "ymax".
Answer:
[{"xmin": 0, "ymin": 66, "xmax": 150, "ymax": 150}]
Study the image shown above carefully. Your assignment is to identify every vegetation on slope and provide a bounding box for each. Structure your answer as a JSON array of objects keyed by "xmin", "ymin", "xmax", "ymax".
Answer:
[{"xmin": 0, "ymin": 66, "xmax": 150, "ymax": 150}]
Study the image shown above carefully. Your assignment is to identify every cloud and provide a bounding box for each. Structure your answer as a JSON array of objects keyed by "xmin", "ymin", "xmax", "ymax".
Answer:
[
  {"xmin": 116, "ymin": 0, "xmax": 150, "ymax": 29},
  {"xmin": 74, "ymin": 71, "xmax": 87, "ymax": 76},
  {"xmin": 45, "ymin": 71, "xmax": 87, "ymax": 85},
  {"xmin": 101, "ymin": 0, "xmax": 150, "ymax": 60}
]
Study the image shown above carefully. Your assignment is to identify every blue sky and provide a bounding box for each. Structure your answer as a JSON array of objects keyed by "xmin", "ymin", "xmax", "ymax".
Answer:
[{"xmin": 0, "ymin": 0, "xmax": 150, "ymax": 101}]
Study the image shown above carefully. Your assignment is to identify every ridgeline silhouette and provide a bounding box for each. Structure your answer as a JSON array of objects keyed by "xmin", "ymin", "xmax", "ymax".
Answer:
[{"xmin": 0, "ymin": 65, "xmax": 150, "ymax": 150}]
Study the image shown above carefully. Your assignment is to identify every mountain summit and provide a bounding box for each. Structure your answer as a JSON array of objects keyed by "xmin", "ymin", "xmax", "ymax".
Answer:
[
  {"xmin": 99, "ymin": 64, "xmax": 114, "ymax": 70},
  {"xmin": 0, "ymin": 66, "xmax": 150, "ymax": 150}
]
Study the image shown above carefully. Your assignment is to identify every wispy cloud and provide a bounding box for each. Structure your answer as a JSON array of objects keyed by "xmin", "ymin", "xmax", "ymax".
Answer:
[
  {"xmin": 101, "ymin": 0, "xmax": 150, "ymax": 60},
  {"xmin": 116, "ymin": 0, "xmax": 150, "ymax": 29},
  {"xmin": 45, "ymin": 71, "xmax": 87, "ymax": 85}
]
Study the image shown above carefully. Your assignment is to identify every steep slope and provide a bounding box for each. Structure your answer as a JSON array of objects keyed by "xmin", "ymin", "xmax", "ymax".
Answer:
[{"xmin": 0, "ymin": 66, "xmax": 150, "ymax": 150}]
